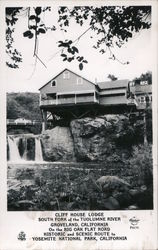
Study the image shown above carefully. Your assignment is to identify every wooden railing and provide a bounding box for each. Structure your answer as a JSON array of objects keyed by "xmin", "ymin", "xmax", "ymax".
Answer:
[
  {"xmin": 40, "ymin": 92, "xmax": 99, "ymax": 106},
  {"xmin": 40, "ymin": 99, "xmax": 57, "ymax": 106},
  {"xmin": 7, "ymin": 119, "xmax": 41, "ymax": 125}
]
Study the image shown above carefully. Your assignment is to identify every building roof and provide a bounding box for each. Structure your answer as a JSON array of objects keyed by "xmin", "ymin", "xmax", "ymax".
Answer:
[
  {"xmin": 130, "ymin": 84, "xmax": 152, "ymax": 94},
  {"xmin": 97, "ymin": 79, "xmax": 129, "ymax": 90},
  {"xmin": 39, "ymin": 68, "xmax": 98, "ymax": 91}
]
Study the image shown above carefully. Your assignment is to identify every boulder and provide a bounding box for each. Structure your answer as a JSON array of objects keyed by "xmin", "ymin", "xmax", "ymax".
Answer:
[
  {"xmin": 112, "ymin": 190, "xmax": 132, "ymax": 208},
  {"xmin": 39, "ymin": 115, "xmax": 129, "ymax": 162},
  {"xmin": 96, "ymin": 176, "xmax": 130, "ymax": 191},
  {"xmin": 41, "ymin": 126, "xmax": 75, "ymax": 162},
  {"xmin": 70, "ymin": 116, "xmax": 123, "ymax": 162},
  {"xmin": 104, "ymin": 196, "xmax": 120, "ymax": 210}
]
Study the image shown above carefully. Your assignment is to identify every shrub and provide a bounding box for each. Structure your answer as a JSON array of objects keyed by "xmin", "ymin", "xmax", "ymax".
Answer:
[{"xmin": 129, "ymin": 144, "xmax": 153, "ymax": 186}]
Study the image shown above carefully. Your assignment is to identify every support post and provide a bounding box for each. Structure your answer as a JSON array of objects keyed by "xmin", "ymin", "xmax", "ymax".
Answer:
[
  {"xmin": 41, "ymin": 110, "xmax": 47, "ymax": 132},
  {"xmin": 94, "ymin": 91, "xmax": 96, "ymax": 102},
  {"xmin": 75, "ymin": 93, "xmax": 77, "ymax": 104},
  {"xmin": 56, "ymin": 95, "xmax": 58, "ymax": 105}
]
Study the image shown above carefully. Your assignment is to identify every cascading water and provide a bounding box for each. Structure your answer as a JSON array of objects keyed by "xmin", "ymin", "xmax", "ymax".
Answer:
[
  {"xmin": 35, "ymin": 137, "xmax": 43, "ymax": 162},
  {"xmin": 8, "ymin": 135, "xmax": 44, "ymax": 163},
  {"xmin": 22, "ymin": 137, "xmax": 28, "ymax": 161},
  {"xmin": 8, "ymin": 136, "xmax": 22, "ymax": 162}
]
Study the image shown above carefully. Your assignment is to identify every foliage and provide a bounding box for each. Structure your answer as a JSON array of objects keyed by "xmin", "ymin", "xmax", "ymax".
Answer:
[
  {"xmin": 133, "ymin": 71, "xmax": 152, "ymax": 84},
  {"xmin": 5, "ymin": 6, "xmax": 151, "ymax": 69},
  {"xmin": 6, "ymin": 8, "xmax": 23, "ymax": 68},
  {"xmin": 129, "ymin": 144, "xmax": 153, "ymax": 186},
  {"xmin": 7, "ymin": 92, "xmax": 42, "ymax": 134},
  {"xmin": 7, "ymin": 152, "xmax": 153, "ymax": 211},
  {"xmin": 114, "ymin": 113, "xmax": 152, "ymax": 148},
  {"xmin": 7, "ymin": 92, "xmax": 41, "ymax": 121}
]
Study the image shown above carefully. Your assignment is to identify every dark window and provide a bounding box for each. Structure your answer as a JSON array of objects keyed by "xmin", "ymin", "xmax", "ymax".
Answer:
[
  {"xmin": 140, "ymin": 96, "xmax": 145, "ymax": 103},
  {"xmin": 100, "ymin": 93, "xmax": 125, "ymax": 97},
  {"xmin": 51, "ymin": 80, "xmax": 56, "ymax": 87},
  {"xmin": 58, "ymin": 94, "xmax": 74, "ymax": 98}
]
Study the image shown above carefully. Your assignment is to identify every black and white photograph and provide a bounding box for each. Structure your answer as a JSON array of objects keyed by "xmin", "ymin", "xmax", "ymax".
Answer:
[
  {"xmin": 0, "ymin": 1, "xmax": 157, "ymax": 249},
  {"xmin": 6, "ymin": 4, "xmax": 154, "ymax": 211}
]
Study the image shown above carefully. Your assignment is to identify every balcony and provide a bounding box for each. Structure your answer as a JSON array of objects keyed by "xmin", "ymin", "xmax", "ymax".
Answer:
[
  {"xmin": 40, "ymin": 99, "xmax": 57, "ymax": 106},
  {"xmin": 40, "ymin": 91, "xmax": 99, "ymax": 107}
]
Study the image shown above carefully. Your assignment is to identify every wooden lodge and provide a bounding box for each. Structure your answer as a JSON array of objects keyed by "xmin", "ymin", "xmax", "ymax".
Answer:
[
  {"xmin": 39, "ymin": 68, "xmax": 137, "ymax": 131},
  {"xmin": 130, "ymin": 80, "xmax": 152, "ymax": 110}
]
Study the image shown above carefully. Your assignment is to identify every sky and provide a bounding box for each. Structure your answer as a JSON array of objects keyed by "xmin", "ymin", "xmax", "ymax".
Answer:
[{"xmin": 6, "ymin": 6, "xmax": 152, "ymax": 92}]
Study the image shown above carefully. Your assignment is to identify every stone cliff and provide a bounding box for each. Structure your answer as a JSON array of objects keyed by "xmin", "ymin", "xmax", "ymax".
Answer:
[
  {"xmin": 41, "ymin": 126, "xmax": 76, "ymax": 162},
  {"xmin": 41, "ymin": 115, "xmax": 133, "ymax": 162}
]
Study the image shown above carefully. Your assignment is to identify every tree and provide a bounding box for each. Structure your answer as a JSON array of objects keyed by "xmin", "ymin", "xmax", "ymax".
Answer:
[
  {"xmin": 107, "ymin": 74, "xmax": 118, "ymax": 81},
  {"xmin": 132, "ymin": 71, "xmax": 152, "ymax": 146},
  {"xmin": 6, "ymin": 6, "xmax": 151, "ymax": 69},
  {"xmin": 7, "ymin": 93, "xmax": 42, "ymax": 121},
  {"xmin": 133, "ymin": 71, "xmax": 152, "ymax": 84}
]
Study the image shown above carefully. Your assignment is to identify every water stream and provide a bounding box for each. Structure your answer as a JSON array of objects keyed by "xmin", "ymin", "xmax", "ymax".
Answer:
[
  {"xmin": 35, "ymin": 137, "xmax": 43, "ymax": 162},
  {"xmin": 8, "ymin": 136, "xmax": 22, "ymax": 162},
  {"xmin": 8, "ymin": 135, "xmax": 44, "ymax": 163}
]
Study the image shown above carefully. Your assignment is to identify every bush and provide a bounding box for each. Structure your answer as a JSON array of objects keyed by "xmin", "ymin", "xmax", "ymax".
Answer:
[{"xmin": 129, "ymin": 144, "xmax": 153, "ymax": 186}]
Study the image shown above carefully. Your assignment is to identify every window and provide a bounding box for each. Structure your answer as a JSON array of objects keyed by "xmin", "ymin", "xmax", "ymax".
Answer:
[
  {"xmin": 140, "ymin": 96, "xmax": 145, "ymax": 103},
  {"xmin": 51, "ymin": 80, "xmax": 57, "ymax": 87},
  {"xmin": 140, "ymin": 81, "xmax": 148, "ymax": 86},
  {"xmin": 77, "ymin": 77, "xmax": 83, "ymax": 85},
  {"xmin": 129, "ymin": 81, "xmax": 135, "ymax": 87},
  {"xmin": 146, "ymin": 95, "xmax": 152, "ymax": 102},
  {"xmin": 63, "ymin": 71, "xmax": 70, "ymax": 79}
]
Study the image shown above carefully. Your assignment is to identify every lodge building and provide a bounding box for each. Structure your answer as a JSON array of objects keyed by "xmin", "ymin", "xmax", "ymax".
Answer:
[
  {"xmin": 39, "ymin": 68, "xmax": 151, "ymax": 131},
  {"xmin": 130, "ymin": 80, "xmax": 152, "ymax": 110}
]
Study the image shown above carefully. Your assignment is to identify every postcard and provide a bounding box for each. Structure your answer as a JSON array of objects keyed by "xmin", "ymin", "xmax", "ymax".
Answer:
[{"xmin": 0, "ymin": 1, "xmax": 157, "ymax": 249}]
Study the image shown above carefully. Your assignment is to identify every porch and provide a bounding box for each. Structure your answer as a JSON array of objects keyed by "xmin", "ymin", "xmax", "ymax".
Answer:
[{"xmin": 40, "ymin": 90, "xmax": 99, "ymax": 107}]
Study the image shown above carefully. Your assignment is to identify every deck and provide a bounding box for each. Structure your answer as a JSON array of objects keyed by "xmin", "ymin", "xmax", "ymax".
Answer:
[{"xmin": 40, "ymin": 91, "xmax": 99, "ymax": 107}]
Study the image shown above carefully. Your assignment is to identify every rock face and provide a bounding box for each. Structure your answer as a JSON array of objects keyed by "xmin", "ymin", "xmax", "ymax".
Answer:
[
  {"xmin": 70, "ymin": 115, "xmax": 127, "ymax": 162},
  {"xmin": 41, "ymin": 126, "xmax": 75, "ymax": 162},
  {"xmin": 40, "ymin": 115, "xmax": 129, "ymax": 162}
]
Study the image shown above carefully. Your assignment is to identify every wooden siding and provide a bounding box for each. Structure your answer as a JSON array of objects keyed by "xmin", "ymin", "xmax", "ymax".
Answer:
[
  {"xmin": 40, "ymin": 70, "xmax": 96, "ymax": 95},
  {"xmin": 99, "ymin": 95, "xmax": 127, "ymax": 105},
  {"xmin": 99, "ymin": 88, "xmax": 126, "ymax": 96},
  {"xmin": 98, "ymin": 80, "xmax": 129, "ymax": 90},
  {"xmin": 39, "ymin": 69, "xmax": 133, "ymax": 109}
]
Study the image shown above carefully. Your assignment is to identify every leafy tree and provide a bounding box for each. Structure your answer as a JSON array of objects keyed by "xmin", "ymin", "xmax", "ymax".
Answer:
[
  {"xmin": 7, "ymin": 96, "xmax": 20, "ymax": 119},
  {"xmin": 6, "ymin": 7, "xmax": 23, "ymax": 68},
  {"xmin": 107, "ymin": 74, "xmax": 118, "ymax": 81},
  {"xmin": 7, "ymin": 92, "xmax": 42, "ymax": 121},
  {"xmin": 129, "ymin": 144, "xmax": 153, "ymax": 186},
  {"xmin": 5, "ymin": 6, "xmax": 151, "ymax": 69},
  {"xmin": 133, "ymin": 71, "xmax": 152, "ymax": 84}
]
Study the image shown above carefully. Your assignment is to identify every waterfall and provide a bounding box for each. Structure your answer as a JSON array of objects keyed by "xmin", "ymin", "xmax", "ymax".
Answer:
[
  {"xmin": 7, "ymin": 135, "xmax": 44, "ymax": 162},
  {"xmin": 35, "ymin": 137, "xmax": 43, "ymax": 162},
  {"xmin": 8, "ymin": 136, "xmax": 22, "ymax": 162},
  {"xmin": 22, "ymin": 137, "xmax": 28, "ymax": 160}
]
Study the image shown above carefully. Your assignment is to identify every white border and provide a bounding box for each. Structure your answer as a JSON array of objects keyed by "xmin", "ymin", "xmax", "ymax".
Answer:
[{"xmin": 0, "ymin": 1, "xmax": 157, "ymax": 250}]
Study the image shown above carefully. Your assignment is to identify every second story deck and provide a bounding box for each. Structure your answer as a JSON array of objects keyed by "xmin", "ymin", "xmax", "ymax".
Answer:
[
  {"xmin": 40, "ymin": 90, "xmax": 99, "ymax": 107},
  {"xmin": 39, "ymin": 69, "xmax": 137, "ymax": 112}
]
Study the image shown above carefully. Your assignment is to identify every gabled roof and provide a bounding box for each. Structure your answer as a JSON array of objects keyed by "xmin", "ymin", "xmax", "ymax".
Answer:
[
  {"xmin": 97, "ymin": 79, "xmax": 129, "ymax": 90},
  {"xmin": 39, "ymin": 68, "xmax": 98, "ymax": 91}
]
